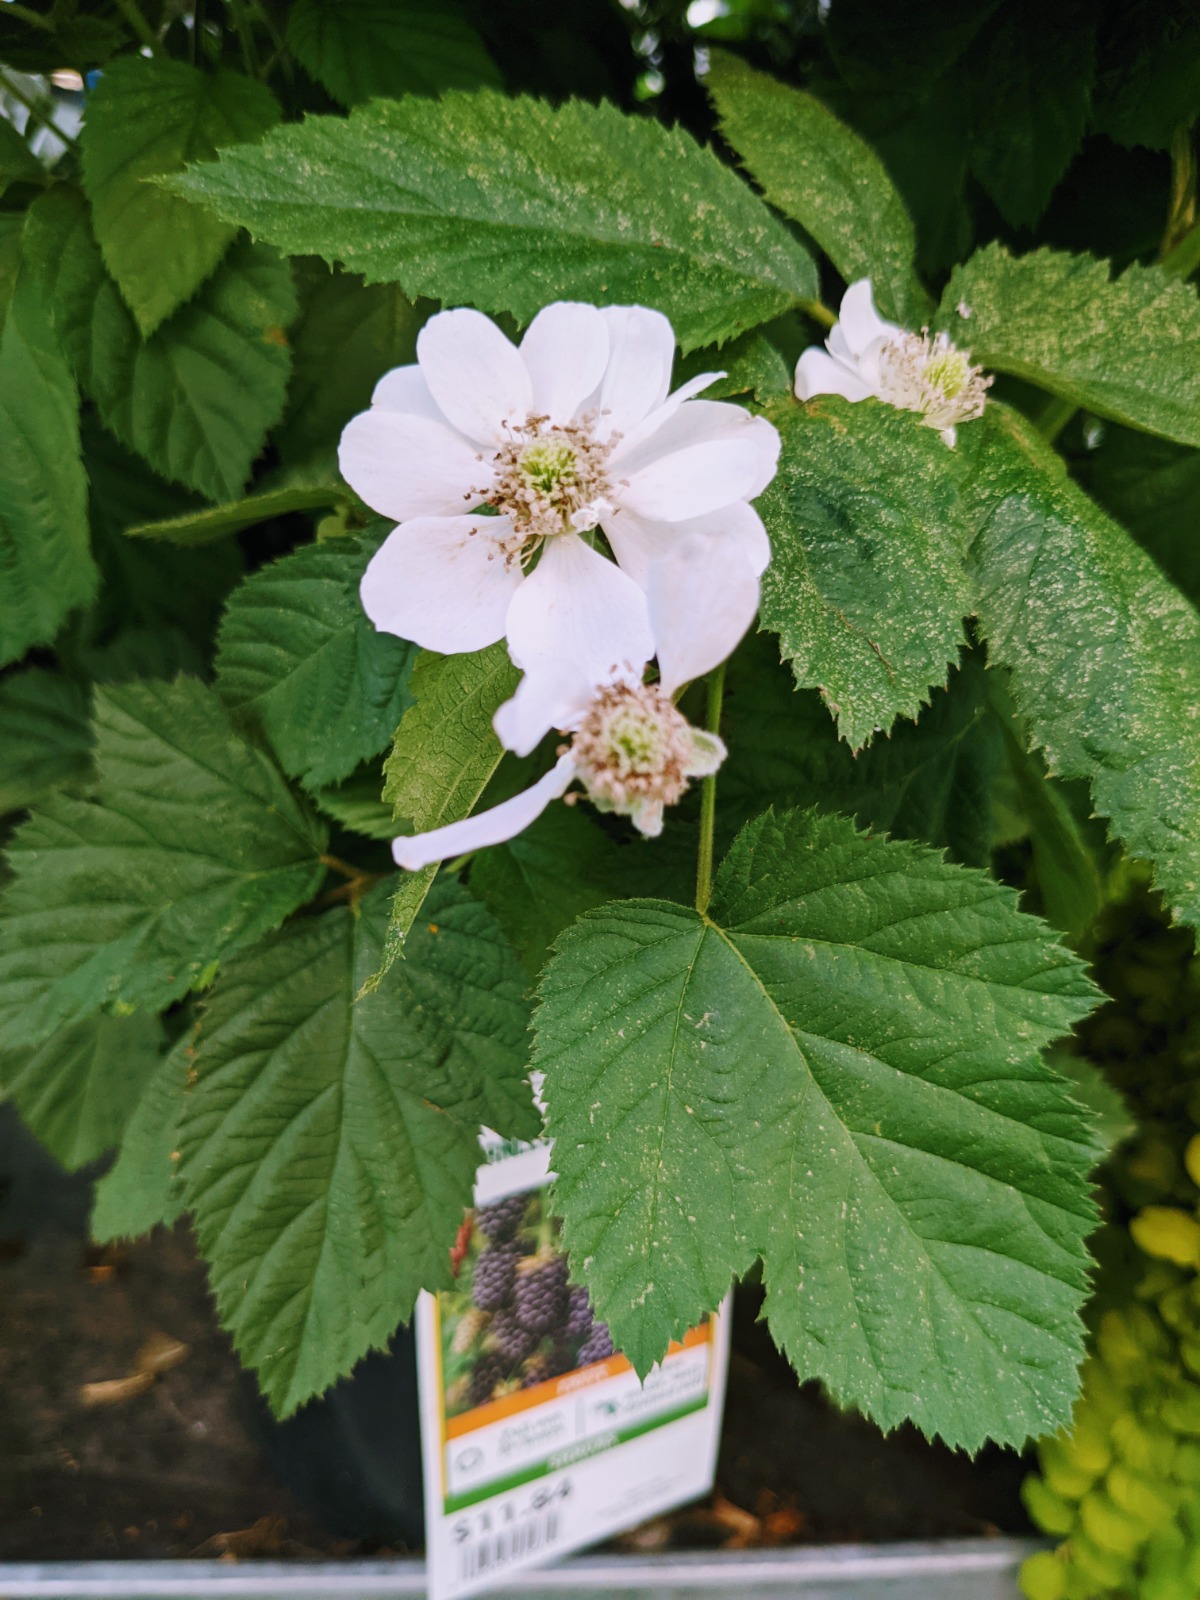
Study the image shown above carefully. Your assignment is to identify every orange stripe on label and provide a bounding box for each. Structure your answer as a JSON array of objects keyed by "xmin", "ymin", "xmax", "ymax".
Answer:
[{"xmin": 445, "ymin": 1321, "xmax": 711, "ymax": 1440}]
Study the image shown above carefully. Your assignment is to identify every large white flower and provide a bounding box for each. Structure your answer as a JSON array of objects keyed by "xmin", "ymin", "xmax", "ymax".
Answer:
[
  {"xmin": 341, "ymin": 302, "xmax": 779, "ymax": 735},
  {"xmin": 392, "ymin": 677, "xmax": 725, "ymax": 870},
  {"xmin": 794, "ymin": 279, "xmax": 991, "ymax": 447}
]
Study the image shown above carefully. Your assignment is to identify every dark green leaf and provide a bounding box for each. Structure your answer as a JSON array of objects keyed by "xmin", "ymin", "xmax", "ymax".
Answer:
[
  {"xmin": 1092, "ymin": 1, "xmax": 1200, "ymax": 152},
  {"xmin": 0, "ymin": 259, "xmax": 96, "ymax": 667},
  {"xmin": 168, "ymin": 91, "xmax": 817, "ymax": 352},
  {"xmin": 25, "ymin": 185, "xmax": 295, "ymax": 502},
  {"xmin": 537, "ymin": 808, "xmax": 1100, "ymax": 1449},
  {"xmin": 122, "ymin": 472, "xmax": 341, "ymax": 547},
  {"xmin": 940, "ymin": 245, "xmax": 1200, "ymax": 448},
  {"xmin": 758, "ymin": 397, "xmax": 972, "ymax": 750},
  {"xmin": 91, "ymin": 1029, "xmax": 192, "ymax": 1243},
  {"xmin": 707, "ymin": 51, "xmax": 929, "ymax": 325},
  {"xmin": 0, "ymin": 677, "xmax": 327, "ymax": 1049},
  {"xmin": 0, "ymin": 117, "xmax": 44, "ymax": 198},
  {"xmin": 80, "ymin": 56, "xmax": 280, "ymax": 335},
  {"xmin": 0, "ymin": 1010, "xmax": 164, "ymax": 1171},
  {"xmin": 285, "ymin": 0, "xmax": 500, "ymax": 106},
  {"xmin": 180, "ymin": 879, "xmax": 534, "ymax": 1414},
  {"xmin": 1078, "ymin": 424, "xmax": 1200, "ymax": 604},
  {"xmin": 963, "ymin": 404, "xmax": 1200, "ymax": 930},
  {"xmin": 0, "ymin": 669, "xmax": 93, "ymax": 816},
  {"xmin": 216, "ymin": 534, "xmax": 418, "ymax": 790}
]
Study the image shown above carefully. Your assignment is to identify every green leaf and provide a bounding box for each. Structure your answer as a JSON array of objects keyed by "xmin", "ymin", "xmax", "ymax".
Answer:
[
  {"xmin": 1079, "ymin": 424, "xmax": 1200, "ymax": 604},
  {"xmin": 179, "ymin": 879, "xmax": 534, "ymax": 1414},
  {"xmin": 80, "ymin": 56, "xmax": 280, "ymax": 336},
  {"xmin": 285, "ymin": 0, "xmax": 500, "ymax": 106},
  {"xmin": 0, "ymin": 676, "xmax": 327, "ymax": 1050},
  {"xmin": 278, "ymin": 260, "xmax": 424, "ymax": 466},
  {"xmin": 25, "ymin": 185, "xmax": 295, "ymax": 502},
  {"xmin": 963, "ymin": 0, "xmax": 1095, "ymax": 229},
  {"xmin": 536, "ymin": 808, "xmax": 1100, "ymax": 1449},
  {"xmin": 310, "ymin": 765, "xmax": 394, "ymax": 841},
  {"xmin": 1092, "ymin": 2, "xmax": 1200, "ymax": 152},
  {"xmin": 940, "ymin": 245, "xmax": 1200, "ymax": 449},
  {"xmin": 167, "ymin": 90, "xmax": 817, "ymax": 352},
  {"xmin": 91, "ymin": 1029, "xmax": 192, "ymax": 1243},
  {"xmin": 0, "ymin": 259, "xmax": 96, "ymax": 667},
  {"xmin": 0, "ymin": 1010, "xmax": 164, "ymax": 1172},
  {"xmin": 758, "ymin": 397, "xmax": 972, "ymax": 750},
  {"xmin": 0, "ymin": 117, "xmax": 44, "ymax": 199},
  {"xmin": 722, "ymin": 636, "xmax": 1003, "ymax": 866},
  {"xmin": 472, "ymin": 803, "xmax": 626, "ymax": 978},
  {"xmin": 373, "ymin": 643, "xmax": 519, "ymax": 977},
  {"xmin": 706, "ymin": 52, "xmax": 929, "ymax": 325},
  {"xmin": 0, "ymin": 669, "xmax": 93, "ymax": 816},
  {"xmin": 122, "ymin": 475, "xmax": 341, "ymax": 548},
  {"xmin": 215, "ymin": 534, "xmax": 418, "ymax": 790},
  {"xmin": 963, "ymin": 404, "xmax": 1200, "ymax": 930}
]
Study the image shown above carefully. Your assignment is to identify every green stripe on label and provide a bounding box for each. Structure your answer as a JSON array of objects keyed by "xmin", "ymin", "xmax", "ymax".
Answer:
[{"xmin": 443, "ymin": 1395, "xmax": 709, "ymax": 1513}]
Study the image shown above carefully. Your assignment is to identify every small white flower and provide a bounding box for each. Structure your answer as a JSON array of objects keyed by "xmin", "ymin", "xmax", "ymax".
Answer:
[
  {"xmin": 391, "ymin": 678, "xmax": 725, "ymax": 870},
  {"xmin": 794, "ymin": 280, "xmax": 991, "ymax": 447},
  {"xmin": 341, "ymin": 302, "xmax": 779, "ymax": 738}
]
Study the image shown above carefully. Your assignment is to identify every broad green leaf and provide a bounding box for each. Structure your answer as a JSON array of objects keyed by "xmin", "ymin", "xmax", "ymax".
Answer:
[
  {"xmin": 0, "ymin": 677, "xmax": 327, "ymax": 1050},
  {"xmin": 374, "ymin": 643, "xmax": 519, "ymax": 975},
  {"xmin": 758, "ymin": 397, "xmax": 972, "ymax": 750},
  {"xmin": 0, "ymin": 117, "xmax": 44, "ymax": 198},
  {"xmin": 0, "ymin": 263, "xmax": 96, "ymax": 667},
  {"xmin": 0, "ymin": 1010, "xmax": 163, "ymax": 1171},
  {"xmin": 168, "ymin": 91, "xmax": 817, "ymax": 352},
  {"xmin": 179, "ymin": 879, "xmax": 535, "ymax": 1414},
  {"xmin": 472, "ymin": 804, "xmax": 626, "ymax": 978},
  {"xmin": 311, "ymin": 764, "xmax": 394, "ymax": 841},
  {"xmin": 25, "ymin": 185, "xmax": 295, "ymax": 502},
  {"xmin": 92, "ymin": 1029, "xmax": 192, "ymax": 1243},
  {"xmin": 80, "ymin": 56, "xmax": 280, "ymax": 335},
  {"xmin": 0, "ymin": 669, "xmax": 92, "ymax": 816},
  {"xmin": 1092, "ymin": 3, "xmax": 1200, "ymax": 152},
  {"xmin": 216, "ymin": 534, "xmax": 418, "ymax": 790},
  {"xmin": 964, "ymin": 0, "xmax": 1095, "ymax": 229},
  {"xmin": 706, "ymin": 52, "xmax": 929, "ymax": 325},
  {"xmin": 277, "ymin": 260, "xmax": 423, "ymax": 466},
  {"xmin": 940, "ymin": 246, "xmax": 1200, "ymax": 448},
  {"xmin": 721, "ymin": 636, "xmax": 1003, "ymax": 866},
  {"xmin": 536, "ymin": 808, "xmax": 1100, "ymax": 1449},
  {"xmin": 1079, "ymin": 424, "xmax": 1200, "ymax": 604},
  {"xmin": 285, "ymin": 0, "xmax": 500, "ymax": 106},
  {"xmin": 962, "ymin": 404, "xmax": 1200, "ymax": 929},
  {"xmin": 0, "ymin": 4, "xmax": 127, "ymax": 72}
]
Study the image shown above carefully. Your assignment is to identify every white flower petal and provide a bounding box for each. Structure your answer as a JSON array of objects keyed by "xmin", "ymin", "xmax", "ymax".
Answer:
[
  {"xmin": 647, "ymin": 532, "xmax": 760, "ymax": 696},
  {"xmin": 617, "ymin": 401, "xmax": 780, "ymax": 521},
  {"xmin": 360, "ymin": 514, "xmax": 522, "ymax": 653},
  {"xmin": 493, "ymin": 664, "xmax": 595, "ymax": 756},
  {"xmin": 686, "ymin": 728, "xmax": 727, "ymax": 779},
  {"xmin": 502, "ymin": 533, "xmax": 653, "ymax": 750},
  {"xmin": 392, "ymin": 752, "xmax": 577, "ymax": 870},
  {"xmin": 416, "ymin": 308, "xmax": 532, "ymax": 445},
  {"xmin": 338, "ymin": 409, "xmax": 484, "ymax": 520},
  {"xmin": 603, "ymin": 501, "xmax": 770, "ymax": 588},
  {"xmin": 837, "ymin": 279, "xmax": 903, "ymax": 358},
  {"xmin": 608, "ymin": 371, "xmax": 724, "ymax": 463},
  {"xmin": 794, "ymin": 347, "xmax": 875, "ymax": 403},
  {"xmin": 370, "ymin": 363, "xmax": 444, "ymax": 419},
  {"xmin": 628, "ymin": 798, "xmax": 665, "ymax": 838},
  {"xmin": 593, "ymin": 305, "xmax": 676, "ymax": 437},
  {"xmin": 520, "ymin": 302, "xmax": 610, "ymax": 424}
]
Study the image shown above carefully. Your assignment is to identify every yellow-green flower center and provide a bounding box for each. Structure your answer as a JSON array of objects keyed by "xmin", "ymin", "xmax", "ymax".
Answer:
[
  {"xmin": 923, "ymin": 347, "xmax": 971, "ymax": 399},
  {"xmin": 518, "ymin": 440, "xmax": 578, "ymax": 496}
]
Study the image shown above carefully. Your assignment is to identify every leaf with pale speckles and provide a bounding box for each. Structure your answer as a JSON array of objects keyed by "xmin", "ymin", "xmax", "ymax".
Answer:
[
  {"xmin": 706, "ymin": 51, "xmax": 930, "ymax": 325},
  {"xmin": 166, "ymin": 90, "xmax": 817, "ymax": 352},
  {"xmin": 962, "ymin": 403, "xmax": 1200, "ymax": 929},
  {"xmin": 536, "ymin": 807, "xmax": 1100, "ymax": 1450},
  {"xmin": 758, "ymin": 397, "xmax": 973, "ymax": 750},
  {"xmin": 940, "ymin": 245, "xmax": 1200, "ymax": 448}
]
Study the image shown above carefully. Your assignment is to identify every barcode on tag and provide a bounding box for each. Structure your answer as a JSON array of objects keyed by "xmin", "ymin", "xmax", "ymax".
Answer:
[{"xmin": 457, "ymin": 1509, "xmax": 560, "ymax": 1582}]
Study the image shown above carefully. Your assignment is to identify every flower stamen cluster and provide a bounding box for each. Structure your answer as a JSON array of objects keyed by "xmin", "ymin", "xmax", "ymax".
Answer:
[
  {"xmin": 479, "ymin": 411, "xmax": 618, "ymax": 560},
  {"xmin": 875, "ymin": 330, "xmax": 992, "ymax": 439},
  {"xmin": 567, "ymin": 680, "xmax": 696, "ymax": 816}
]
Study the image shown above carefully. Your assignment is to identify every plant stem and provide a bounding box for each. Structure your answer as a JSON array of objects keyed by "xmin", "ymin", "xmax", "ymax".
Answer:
[
  {"xmin": 694, "ymin": 662, "xmax": 726, "ymax": 918},
  {"xmin": 112, "ymin": 0, "xmax": 162, "ymax": 54},
  {"xmin": 320, "ymin": 852, "xmax": 361, "ymax": 881},
  {"xmin": 1160, "ymin": 123, "xmax": 1198, "ymax": 259},
  {"xmin": 1035, "ymin": 394, "xmax": 1075, "ymax": 443},
  {"xmin": 225, "ymin": 0, "xmax": 261, "ymax": 76},
  {"xmin": 799, "ymin": 296, "xmax": 837, "ymax": 331},
  {"xmin": 0, "ymin": 70, "xmax": 78, "ymax": 152},
  {"xmin": 3, "ymin": 4, "xmax": 54, "ymax": 30}
]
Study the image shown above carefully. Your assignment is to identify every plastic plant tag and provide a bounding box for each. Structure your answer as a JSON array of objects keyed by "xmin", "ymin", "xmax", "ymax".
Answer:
[{"xmin": 416, "ymin": 1131, "xmax": 731, "ymax": 1600}]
